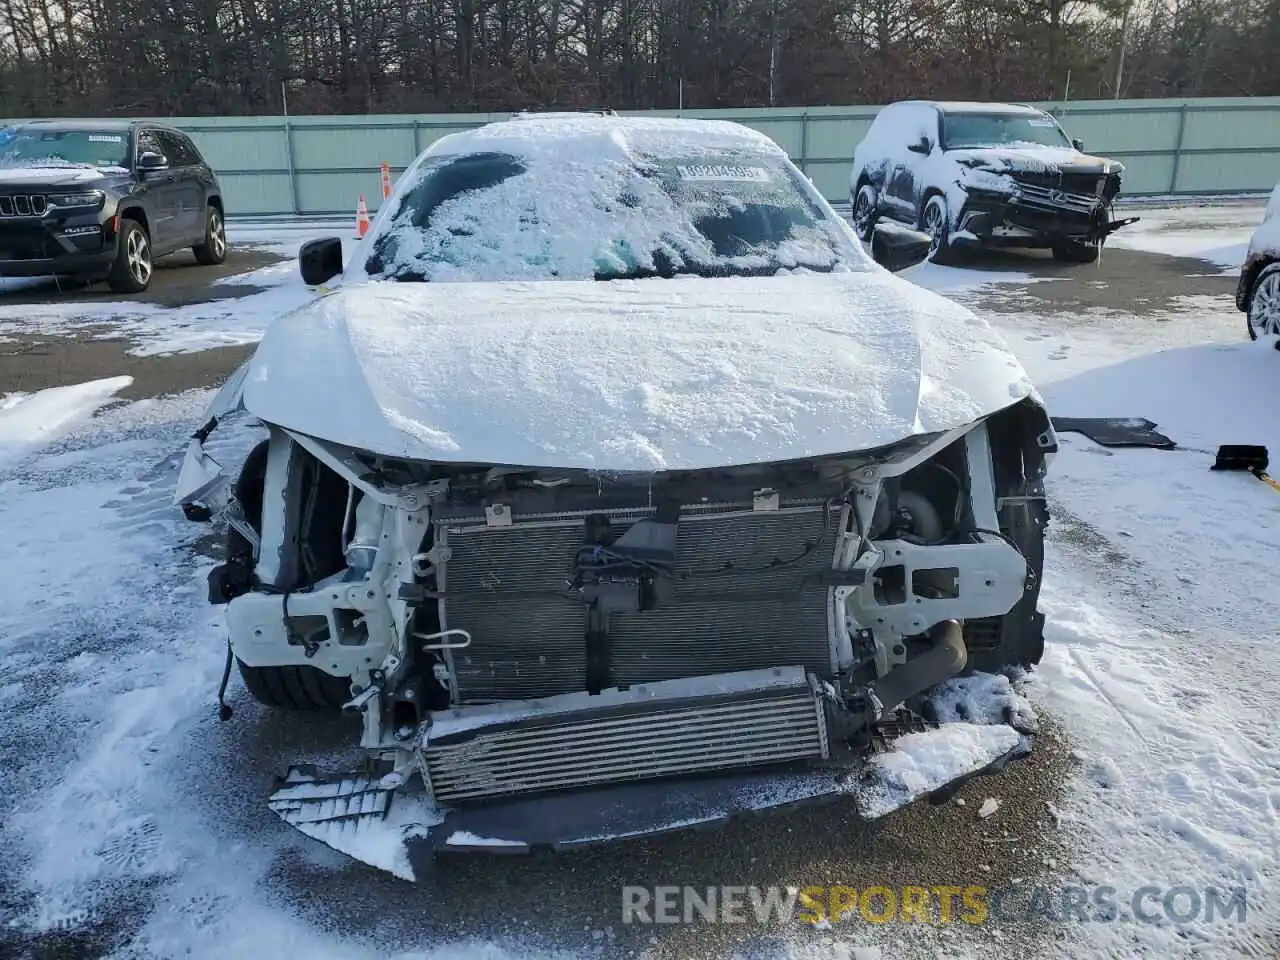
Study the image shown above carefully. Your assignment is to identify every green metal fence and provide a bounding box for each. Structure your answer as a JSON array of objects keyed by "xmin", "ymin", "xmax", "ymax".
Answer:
[{"xmin": 8, "ymin": 97, "xmax": 1280, "ymax": 216}]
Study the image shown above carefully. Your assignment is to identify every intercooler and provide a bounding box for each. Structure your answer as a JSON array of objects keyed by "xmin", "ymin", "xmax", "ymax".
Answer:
[
  {"xmin": 422, "ymin": 666, "xmax": 831, "ymax": 804},
  {"xmin": 433, "ymin": 497, "xmax": 845, "ymax": 703}
]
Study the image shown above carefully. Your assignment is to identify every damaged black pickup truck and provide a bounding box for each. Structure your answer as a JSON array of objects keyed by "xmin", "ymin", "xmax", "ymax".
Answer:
[{"xmin": 850, "ymin": 100, "xmax": 1139, "ymax": 264}]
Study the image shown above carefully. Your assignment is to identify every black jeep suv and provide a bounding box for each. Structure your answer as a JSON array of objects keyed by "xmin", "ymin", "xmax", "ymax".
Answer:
[
  {"xmin": 849, "ymin": 100, "xmax": 1137, "ymax": 264},
  {"xmin": 0, "ymin": 119, "xmax": 227, "ymax": 293}
]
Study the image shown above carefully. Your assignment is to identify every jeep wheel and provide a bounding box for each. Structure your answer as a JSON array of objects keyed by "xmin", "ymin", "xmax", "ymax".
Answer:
[
  {"xmin": 920, "ymin": 194, "xmax": 957, "ymax": 265},
  {"xmin": 193, "ymin": 205, "xmax": 228, "ymax": 266},
  {"xmin": 1246, "ymin": 262, "xmax": 1280, "ymax": 341},
  {"xmin": 1052, "ymin": 240, "xmax": 1101, "ymax": 264},
  {"xmin": 107, "ymin": 218, "xmax": 153, "ymax": 293},
  {"xmin": 851, "ymin": 183, "xmax": 878, "ymax": 242}
]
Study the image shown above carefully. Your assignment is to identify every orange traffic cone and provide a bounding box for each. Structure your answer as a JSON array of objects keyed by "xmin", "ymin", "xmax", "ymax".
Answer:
[
  {"xmin": 356, "ymin": 195, "xmax": 371, "ymax": 238},
  {"xmin": 380, "ymin": 161, "xmax": 393, "ymax": 200}
]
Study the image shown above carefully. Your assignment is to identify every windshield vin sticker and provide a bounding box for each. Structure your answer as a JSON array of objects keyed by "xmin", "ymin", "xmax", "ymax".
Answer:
[
  {"xmin": 88, "ymin": 135, "xmax": 124, "ymax": 142},
  {"xmin": 1027, "ymin": 119, "xmax": 1056, "ymax": 127},
  {"xmin": 675, "ymin": 164, "xmax": 771, "ymax": 182}
]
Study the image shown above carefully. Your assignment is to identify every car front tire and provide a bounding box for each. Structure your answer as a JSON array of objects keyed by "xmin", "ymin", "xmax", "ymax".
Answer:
[
  {"xmin": 193, "ymin": 204, "xmax": 228, "ymax": 266},
  {"xmin": 1246, "ymin": 262, "xmax": 1280, "ymax": 341},
  {"xmin": 237, "ymin": 660, "xmax": 352, "ymax": 710},
  {"xmin": 851, "ymin": 183, "xmax": 878, "ymax": 242},
  {"xmin": 920, "ymin": 194, "xmax": 958, "ymax": 264},
  {"xmin": 106, "ymin": 218, "xmax": 153, "ymax": 293},
  {"xmin": 1052, "ymin": 240, "xmax": 1101, "ymax": 264}
]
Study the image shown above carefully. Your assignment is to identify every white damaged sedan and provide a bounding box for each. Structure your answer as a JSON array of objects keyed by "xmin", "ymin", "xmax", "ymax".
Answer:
[{"xmin": 175, "ymin": 111, "xmax": 1056, "ymax": 880}]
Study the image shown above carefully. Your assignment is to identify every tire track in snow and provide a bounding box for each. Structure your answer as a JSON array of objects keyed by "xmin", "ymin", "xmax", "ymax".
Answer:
[{"xmin": 1033, "ymin": 486, "xmax": 1280, "ymax": 959}]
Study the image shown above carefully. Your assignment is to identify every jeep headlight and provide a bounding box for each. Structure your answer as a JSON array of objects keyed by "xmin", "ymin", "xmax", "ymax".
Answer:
[
  {"xmin": 958, "ymin": 164, "xmax": 1014, "ymax": 195},
  {"xmin": 48, "ymin": 190, "xmax": 105, "ymax": 209}
]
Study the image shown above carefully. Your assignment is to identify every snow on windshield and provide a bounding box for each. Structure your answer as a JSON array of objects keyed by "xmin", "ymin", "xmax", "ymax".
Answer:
[
  {"xmin": 0, "ymin": 126, "xmax": 130, "ymax": 169},
  {"xmin": 363, "ymin": 144, "xmax": 867, "ymax": 282},
  {"xmin": 941, "ymin": 113, "xmax": 1071, "ymax": 150}
]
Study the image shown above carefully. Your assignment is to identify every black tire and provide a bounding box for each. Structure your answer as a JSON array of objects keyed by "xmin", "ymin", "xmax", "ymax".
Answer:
[
  {"xmin": 106, "ymin": 217, "xmax": 153, "ymax": 293},
  {"xmin": 1245, "ymin": 261, "xmax": 1280, "ymax": 341},
  {"xmin": 237, "ymin": 659, "xmax": 352, "ymax": 710},
  {"xmin": 851, "ymin": 182, "xmax": 878, "ymax": 243},
  {"xmin": 919, "ymin": 194, "xmax": 958, "ymax": 265},
  {"xmin": 193, "ymin": 204, "xmax": 228, "ymax": 265},
  {"xmin": 1052, "ymin": 240, "xmax": 1101, "ymax": 264},
  {"xmin": 226, "ymin": 439, "xmax": 352, "ymax": 711}
]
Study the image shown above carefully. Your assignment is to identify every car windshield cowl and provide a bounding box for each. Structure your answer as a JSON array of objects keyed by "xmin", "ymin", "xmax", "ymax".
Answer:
[{"xmin": 375, "ymin": 259, "xmax": 846, "ymax": 284}]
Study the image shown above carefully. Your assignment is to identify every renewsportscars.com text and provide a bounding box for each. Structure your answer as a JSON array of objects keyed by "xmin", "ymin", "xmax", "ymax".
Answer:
[{"xmin": 620, "ymin": 884, "xmax": 1249, "ymax": 926}]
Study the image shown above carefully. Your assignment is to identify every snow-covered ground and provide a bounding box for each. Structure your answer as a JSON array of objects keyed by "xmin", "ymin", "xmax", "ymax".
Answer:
[
  {"xmin": 1106, "ymin": 199, "xmax": 1266, "ymax": 275},
  {"xmin": 1, "ymin": 204, "xmax": 1276, "ymax": 959},
  {"xmin": 0, "ymin": 220, "xmax": 355, "ymax": 356}
]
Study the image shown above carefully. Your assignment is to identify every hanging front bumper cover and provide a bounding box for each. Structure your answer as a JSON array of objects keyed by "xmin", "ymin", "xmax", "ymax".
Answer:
[{"xmin": 266, "ymin": 665, "xmax": 1033, "ymax": 882}]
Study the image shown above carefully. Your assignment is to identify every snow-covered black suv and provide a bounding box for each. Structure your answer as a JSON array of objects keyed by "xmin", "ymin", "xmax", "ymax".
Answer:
[
  {"xmin": 850, "ymin": 100, "xmax": 1137, "ymax": 264},
  {"xmin": 0, "ymin": 119, "xmax": 227, "ymax": 293}
]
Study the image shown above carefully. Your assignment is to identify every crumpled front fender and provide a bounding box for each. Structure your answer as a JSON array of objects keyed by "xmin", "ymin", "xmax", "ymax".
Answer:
[{"xmin": 173, "ymin": 358, "xmax": 251, "ymax": 507}]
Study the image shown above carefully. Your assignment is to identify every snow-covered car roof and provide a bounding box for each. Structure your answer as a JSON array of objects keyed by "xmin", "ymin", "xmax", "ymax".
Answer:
[
  {"xmin": 427, "ymin": 111, "xmax": 781, "ymax": 159},
  {"xmin": 916, "ymin": 101, "xmax": 1049, "ymax": 116}
]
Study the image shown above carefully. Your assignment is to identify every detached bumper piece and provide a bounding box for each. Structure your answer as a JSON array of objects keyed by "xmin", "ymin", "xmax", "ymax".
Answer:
[
  {"xmin": 266, "ymin": 666, "xmax": 1030, "ymax": 880},
  {"xmin": 959, "ymin": 185, "xmax": 1138, "ymax": 245}
]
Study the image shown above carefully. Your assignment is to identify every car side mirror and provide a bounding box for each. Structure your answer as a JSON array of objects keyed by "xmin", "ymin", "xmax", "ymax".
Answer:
[
  {"xmin": 138, "ymin": 151, "xmax": 169, "ymax": 172},
  {"xmin": 300, "ymin": 237, "xmax": 344, "ymax": 286},
  {"xmin": 870, "ymin": 222, "xmax": 931, "ymax": 273},
  {"xmin": 1071, "ymin": 138, "xmax": 1084, "ymax": 151},
  {"xmin": 906, "ymin": 136, "xmax": 931, "ymax": 155}
]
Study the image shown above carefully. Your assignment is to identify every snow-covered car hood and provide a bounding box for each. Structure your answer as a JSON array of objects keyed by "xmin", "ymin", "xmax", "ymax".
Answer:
[
  {"xmin": 236, "ymin": 271, "xmax": 1037, "ymax": 472},
  {"xmin": 946, "ymin": 146, "xmax": 1122, "ymax": 176},
  {"xmin": 0, "ymin": 164, "xmax": 125, "ymax": 185}
]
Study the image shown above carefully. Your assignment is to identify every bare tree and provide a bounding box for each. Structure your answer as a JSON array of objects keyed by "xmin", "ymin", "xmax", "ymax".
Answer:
[{"xmin": 0, "ymin": 0, "xmax": 1275, "ymax": 117}]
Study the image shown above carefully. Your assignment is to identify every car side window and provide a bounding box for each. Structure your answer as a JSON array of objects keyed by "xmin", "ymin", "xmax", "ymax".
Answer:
[
  {"xmin": 908, "ymin": 106, "xmax": 935, "ymax": 152},
  {"xmin": 137, "ymin": 129, "xmax": 163, "ymax": 162},
  {"xmin": 154, "ymin": 130, "xmax": 193, "ymax": 166},
  {"xmin": 176, "ymin": 134, "xmax": 205, "ymax": 167}
]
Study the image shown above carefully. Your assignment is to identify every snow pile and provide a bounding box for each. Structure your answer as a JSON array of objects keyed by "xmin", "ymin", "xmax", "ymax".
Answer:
[
  {"xmin": 0, "ymin": 376, "xmax": 131, "ymax": 470},
  {"xmin": 445, "ymin": 830, "xmax": 527, "ymax": 849},
  {"xmin": 849, "ymin": 723, "xmax": 1022, "ymax": 819},
  {"xmin": 242, "ymin": 270, "xmax": 1036, "ymax": 471},
  {"xmin": 927, "ymin": 671, "xmax": 1037, "ymax": 732}
]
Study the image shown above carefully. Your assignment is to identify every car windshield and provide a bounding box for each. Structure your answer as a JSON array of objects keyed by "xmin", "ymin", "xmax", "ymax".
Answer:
[
  {"xmin": 363, "ymin": 148, "xmax": 867, "ymax": 282},
  {"xmin": 0, "ymin": 126, "xmax": 131, "ymax": 169},
  {"xmin": 941, "ymin": 113, "xmax": 1071, "ymax": 150}
]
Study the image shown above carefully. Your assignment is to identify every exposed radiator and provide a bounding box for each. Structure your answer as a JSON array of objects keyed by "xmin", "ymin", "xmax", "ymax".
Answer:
[
  {"xmin": 435, "ymin": 499, "xmax": 843, "ymax": 703},
  {"xmin": 422, "ymin": 667, "xmax": 831, "ymax": 804}
]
